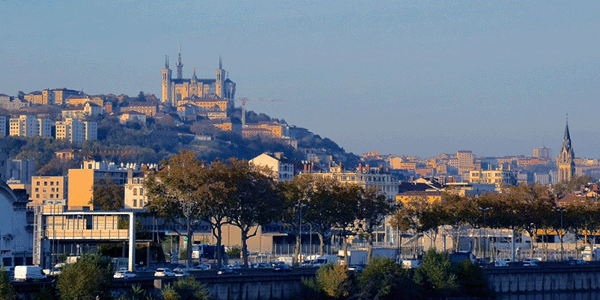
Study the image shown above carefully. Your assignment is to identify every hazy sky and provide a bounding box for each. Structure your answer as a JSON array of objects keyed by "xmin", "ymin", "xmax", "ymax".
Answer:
[{"xmin": 2, "ymin": 1, "xmax": 600, "ymax": 158}]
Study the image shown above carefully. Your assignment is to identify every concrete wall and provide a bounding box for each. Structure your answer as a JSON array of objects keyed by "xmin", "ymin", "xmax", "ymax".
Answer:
[{"xmin": 486, "ymin": 265, "xmax": 600, "ymax": 300}]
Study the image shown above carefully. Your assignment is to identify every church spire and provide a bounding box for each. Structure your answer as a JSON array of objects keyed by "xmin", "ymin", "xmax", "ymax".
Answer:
[
  {"xmin": 192, "ymin": 66, "xmax": 197, "ymax": 81},
  {"xmin": 563, "ymin": 115, "xmax": 572, "ymax": 150},
  {"xmin": 219, "ymin": 56, "xmax": 222, "ymax": 69},
  {"xmin": 176, "ymin": 45, "xmax": 183, "ymax": 79},
  {"xmin": 164, "ymin": 55, "xmax": 169, "ymax": 69}
]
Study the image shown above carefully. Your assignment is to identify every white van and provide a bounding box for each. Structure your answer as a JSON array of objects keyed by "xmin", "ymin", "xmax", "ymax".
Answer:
[{"xmin": 14, "ymin": 266, "xmax": 47, "ymax": 281}]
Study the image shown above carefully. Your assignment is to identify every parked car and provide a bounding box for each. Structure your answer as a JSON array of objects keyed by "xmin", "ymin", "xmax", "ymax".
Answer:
[
  {"xmin": 569, "ymin": 259, "xmax": 588, "ymax": 265},
  {"xmin": 154, "ymin": 268, "xmax": 176, "ymax": 277},
  {"xmin": 114, "ymin": 270, "xmax": 137, "ymax": 279},
  {"xmin": 252, "ymin": 262, "xmax": 271, "ymax": 269},
  {"xmin": 494, "ymin": 259, "xmax": 510, "ymax": 267},
  {"xmin": 217, "ymin": 267, "xmax": 237, "ymax": 275},
  {"xmin": 272, "ymin": 262, "xmax": 292, "ymax": 272},
  {"xmin": 174, "ymin": 264, "xmax": 199, "ymax": 272},
  {"xmin": 195, "ymin": 263, "xmax": 212, "ymax": 270},
  {"xmin": 522, "ymin": 259, "xmax": 538, "ymax": 267},
  {"xmin": 347, "ymin": 265, "xmax": 363, "ymax": 273},
  {"xmin": 174, "ymin": 270, "xmax": 190, "ymax": 277}
]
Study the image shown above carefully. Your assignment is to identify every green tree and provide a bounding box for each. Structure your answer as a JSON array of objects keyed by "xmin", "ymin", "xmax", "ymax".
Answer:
[
  {"xmin": 145, "ymin": 150, "xmax": 210, "ymax": 267},
  {"xmin": 225, "ymin": 158, "xmax": 282, "ymax": 267},
  {"xmin": 452, "ymin": 260, "xmax": 494, "ymax": 298},
  {"xmin": 355, "ymin": 187, "xmax": 392, "ymax": 262},
  {"xmin": 281, "ymin": 174, "xmax": 316, "ymax": 265},
  {"xmin": 57, "ymin": 253, "xmax": 112, "ymax": 300},
  {"xmin": 413, "ymin": 248, "xmax": 457, "ymax": 298},
  {"xmin": 92, "ymin": 175, "xmax": 125, "ymax": 210},
  {"xmin": 0, "ymin": 269, "xmax": 17, "ymax": 300},
  {"xmin": 358, "ymin": 257, "xmax": 416, "ymax": 300},
  {"xmin": 314, "ymin": 264, "xmax": 353, "ymax": 299}
]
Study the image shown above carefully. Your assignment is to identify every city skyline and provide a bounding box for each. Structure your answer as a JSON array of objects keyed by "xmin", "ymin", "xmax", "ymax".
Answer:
[{"xmin": 2, "ymin": 1, "xmax": 600, "ymax": 158}]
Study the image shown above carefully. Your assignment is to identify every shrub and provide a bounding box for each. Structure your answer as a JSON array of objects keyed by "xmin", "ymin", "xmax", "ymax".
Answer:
[
  {"xmin": 358, "ymin": 257, "xmax": 416, "ymax": 300},
  {"xmin": 57, "ymin": 253, "xmax": 113, "ymax": 300},
  {"xmin": 315, "ymin": 264, "xmax": 353, "ymax": 299}
]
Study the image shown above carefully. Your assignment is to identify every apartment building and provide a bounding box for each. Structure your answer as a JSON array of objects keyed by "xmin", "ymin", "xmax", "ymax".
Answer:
[
  {"xmin": 249, "ymin": 152, "xmax": 294, "ymax": 182},
  {"xmin": 30, "ymin": 176, "xmax": 68, "ymax": 206},
  {"xmin": 55, "ymin": 118, "xmax": 97, "ymax": 144},
  {"xmin": 469, "ymin": 164, "xmax": 517, "ymax": 188},
  {"xmin": 68, "ymin": 161, "xmax": 142, "ymax": 210},
  {"xmin": 124, "ymin": 170, "xmax": 147, "ymax": 210},
  {"xmin": 9, "ymin": 115, "xmax": 51, "ymax": 137}
]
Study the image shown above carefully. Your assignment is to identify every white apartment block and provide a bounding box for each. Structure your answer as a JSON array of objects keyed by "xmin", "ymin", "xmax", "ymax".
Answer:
[
  {"xmin": 55, "ymin": 118, "xmax": 97, "ymax": 144},
  {"xmin": 312, "ymin": 164, "xmax": 399, "ymax": 202},
  {"xmin": 9, "ymin": 115, "xmax": 51, "ymax": 137},
  {"xmin": 249, "ymin": 152, "xmax": 294, "ymax": 182},
  {"xmin": 469, "ymin": 164, "xmax": 517, "ymax": 188}
]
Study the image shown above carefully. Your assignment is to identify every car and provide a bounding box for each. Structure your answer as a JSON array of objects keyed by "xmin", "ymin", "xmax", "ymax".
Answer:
[
  {"xmin": 154, "ymin": 268, "xmax": 176, "ymax": 277},
  {"xmin": 522, "ymin": 259, "xmax": 538, "ymax": 267},
  {"xmin": 195, "ymin": 263, "xmax": 212, "ymax": 270},
  {"xmin": 569, "ymin": 259, "xmax": 588, "ymax": 265},
  {"xmin": 217, "ymin": 267, "xmax": 237, "ymax": 275},
  {"xmin": 272, "ymin": 262, "xmax": 292, "ymax": 272},
  {"xmin": 252, "ymin": 262, "xmax": 271, "ymax": 269},
  {"xmin": 347, "ymin": 265, "xmax": 363, "ymax": 273},
  {"xmin": 494, "ymin": 259, "xmax": 509, "ymax": 267},
  {"xmin": 299, "ymin": 260, "xmax": 314, "ymax": 267},
  {"xmin": 174, "ymin": 269, "xmax": 190, "ymax": 277},
  {"xmin": 173, "ymin": 264, "xmax": 198, "ymax": 272},
  {"xmin": 113, "ymin": 270, "xmax": 137, "ymax": 279},
  {"xmin": 225, "ymin": 263, "xmax": 242, "ymax": 270}
]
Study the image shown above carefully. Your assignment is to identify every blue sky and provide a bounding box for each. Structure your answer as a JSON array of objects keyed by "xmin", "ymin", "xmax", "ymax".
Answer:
[{"xmin": 2, "ymin": 1, "xmax": 600, "ymax": 158}]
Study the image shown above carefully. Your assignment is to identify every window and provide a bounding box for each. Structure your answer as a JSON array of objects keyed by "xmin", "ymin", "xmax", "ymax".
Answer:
[
  {"xmin": 36, "ymin": 182, "xmax": 40, "ymax": 186},
  {"xmin": 140, "ymin": 188, "xmax": 144, "ymax": 195},
  {"xmin": 44, "ymin": 181, "xmax": 48, "ymax": 186},
  {"xmin": 133, "ymin": 188, "xmax": 137, "ymax": 196},
  {"xmin": 50, "ymin": 182, "xmax": 54, "ymax": 186},
  {"xmin": 133, "ymin": 199, "xmax": 137, "ymax": 207},
  {"xmin": 50, "ymin": 194, "xmax": 54, "ymax": 198},
  {"xmin": 35, "ymin": 188, "xmax": 38, "ymax": 192}
]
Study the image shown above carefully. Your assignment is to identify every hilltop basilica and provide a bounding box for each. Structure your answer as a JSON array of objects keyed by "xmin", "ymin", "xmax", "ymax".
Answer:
[{"xmin": 161, "ymin": 46, "xmax": 236, "ymax": 106}]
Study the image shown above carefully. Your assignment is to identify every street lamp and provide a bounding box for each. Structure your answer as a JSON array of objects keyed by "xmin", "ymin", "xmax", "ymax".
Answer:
[{"xmin": 557, "ymin": 207, "xmax": 567, "ymax": 261}]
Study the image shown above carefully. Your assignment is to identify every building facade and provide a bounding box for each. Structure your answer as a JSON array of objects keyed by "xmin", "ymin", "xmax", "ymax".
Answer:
[
  {"xmin": 161, "ymin": 47, "xmax": 236, "ymax": 105},
  {"xmin": 55, "ymin": 118, "xmax": 97, "ymax": 144},
  {"xmin": 30, "ymin": 176, "xmax": 68, "ymax": 206},
  {"xmin": 249, "ymin": 153, "xmax": 294, "ymax": 182},
  {"xmin": 9, "ymin": 115, "xmax": 51, "ymax": 137}
]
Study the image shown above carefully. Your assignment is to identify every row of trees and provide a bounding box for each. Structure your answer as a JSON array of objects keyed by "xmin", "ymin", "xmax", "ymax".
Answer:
[
  {"xmin": 145, "ymin": 151, "xmax": 392, "ymax": 268},
  {"xmin": 393, "ymin": 183, "xmax": 600, "ymax": 260}
]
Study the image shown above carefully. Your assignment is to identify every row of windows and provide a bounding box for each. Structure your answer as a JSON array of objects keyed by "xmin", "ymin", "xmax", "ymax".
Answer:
[
  {"xmin": 34, "ymin": 187, "xmax": 61, "ymax": 193},
  {"xmin": 35, "ymin": 194, "xmax": 61, "ymax": 199},
  {"xmin": 36, "ymin": 181, "xmax": 60, "ymax": 186},
  {"xmin": 132, "ymin": 188, "xmax": 144, "ymax": 196}
]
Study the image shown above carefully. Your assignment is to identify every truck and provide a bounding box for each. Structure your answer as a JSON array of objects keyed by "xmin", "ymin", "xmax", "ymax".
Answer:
[
  {"xmin": 338, "ymin": 250, "xmax": 368, "ymax": 265},
  {"xmin": 14, "ymin": 266, "xmax": 47, "ymax": 281}
]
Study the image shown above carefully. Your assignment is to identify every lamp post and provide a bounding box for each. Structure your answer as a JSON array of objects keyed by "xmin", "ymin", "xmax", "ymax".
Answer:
[
  {"xmin": 557, "ymin": 207, "xmax": 567, "ymax": 261},
  {"xmin": 479, "ymin": 207, "xmax": 491, "ymax": 261}
]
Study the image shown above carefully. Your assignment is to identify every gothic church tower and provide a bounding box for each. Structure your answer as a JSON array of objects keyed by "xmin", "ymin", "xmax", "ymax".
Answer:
[{"xmin": 557, "ymin": 118, "xmax": 575, "ymax": 182}]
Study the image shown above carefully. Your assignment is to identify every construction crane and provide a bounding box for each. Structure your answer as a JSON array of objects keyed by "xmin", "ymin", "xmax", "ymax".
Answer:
[{"xmin": 234, "ymin": 97, "xmax": 286, "ymax": 126}]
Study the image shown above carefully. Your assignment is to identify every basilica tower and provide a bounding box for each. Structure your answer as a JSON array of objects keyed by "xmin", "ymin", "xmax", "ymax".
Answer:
[
  {"xmin": 176, "ymin": 45, "xmax": 183, "ymax": 80},
  {"xmin": 215, "ymin": 56, "xmax": 225, "ymax": 98},
  {"xmin": 557, "ymin": 118, "xmax": 575, "ymax": 182},
  {"xmin": 161, "ymin": 55, "xmax": 172, "ymax": 105}
]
